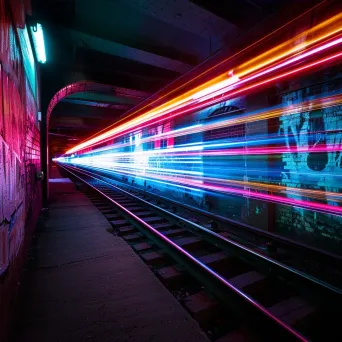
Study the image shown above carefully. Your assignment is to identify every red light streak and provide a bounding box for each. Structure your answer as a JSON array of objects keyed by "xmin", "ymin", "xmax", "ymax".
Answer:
[
  {"xmin": 73, "ymin": 95, "xmax": 342, "ymax": 156},
  {"xmin": 159, "ymin": 145, "xmax": 342, "ymax": 157},
  {"xmin": 79, "ymin": 1, "xmax": 329, "ymax": 143},
  {"xmin": 66, "ymin": 47, "xmax": 342, "ymax": 154},
  {"xmin": 59, "ymin": 10, "xmax": 342, "ymax": 220},
  {"xmin": 196, "ymin": 51, "xmax": 342, "ymax": 104}
]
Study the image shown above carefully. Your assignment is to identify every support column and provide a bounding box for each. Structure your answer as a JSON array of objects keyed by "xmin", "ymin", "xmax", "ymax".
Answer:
[{"xmin": 41, "ymin": 101, "xmax": 49, "ymax": 206}]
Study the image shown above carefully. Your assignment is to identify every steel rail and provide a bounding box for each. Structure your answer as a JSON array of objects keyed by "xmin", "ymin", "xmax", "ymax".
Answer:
[
  {"xmin": 69, "ymin": 164, "xmax": 342, "ymax": 268},
  {"xmin": 61, "ymin": 164, "xmax": 342, "ymax": 295},
  {"xmin": 58, "ymin": 162, "xmax": 309, "ymax": 341}
]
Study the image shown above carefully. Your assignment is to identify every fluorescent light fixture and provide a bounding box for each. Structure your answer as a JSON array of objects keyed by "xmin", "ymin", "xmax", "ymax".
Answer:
[{"xmin": 31, "ymin": 23, "xmax": 46, "ymax": 63}]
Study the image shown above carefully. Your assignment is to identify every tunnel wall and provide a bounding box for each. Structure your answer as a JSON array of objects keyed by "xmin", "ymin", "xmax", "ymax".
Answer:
[
  {"xmin": 123, "ymin": 8, "xmax": 342, "ymax": 253},
  {"xmin": 66, "ymin": 3, "xmax": 342, "ymax": 254},
  {"xmin": 277, "ymin": 81, "xmax": 342, "ymax": 252},
  {"xmin": 0, "ymin": 1, "xmax": 41, "ymax": 340},
  {"xmin": 111, "ymin": 73, "xmax": 341, "ymax": 254}
]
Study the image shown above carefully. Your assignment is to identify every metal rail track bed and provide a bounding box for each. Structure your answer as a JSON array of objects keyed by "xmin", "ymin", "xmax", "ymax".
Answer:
[
  {"xmin": 61, "ymin": 164, "xmax": 342, "ymax": 287},
  {"xmin": 58, "ymin": 163, "xmax": 342, "ymax": 342}
]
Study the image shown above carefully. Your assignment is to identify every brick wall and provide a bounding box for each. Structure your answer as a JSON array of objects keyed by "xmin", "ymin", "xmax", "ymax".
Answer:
[{"xmin": 0, "ymin": 1, "xmax": 41, "ymax": 341}]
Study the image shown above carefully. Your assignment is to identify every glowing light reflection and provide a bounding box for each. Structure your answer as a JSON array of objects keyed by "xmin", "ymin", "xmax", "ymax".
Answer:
[{"xmin": 56, "ymin": 12, "xmax": 342, "ymax": 219}]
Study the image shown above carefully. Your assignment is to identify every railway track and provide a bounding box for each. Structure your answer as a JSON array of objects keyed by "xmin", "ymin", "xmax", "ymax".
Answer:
[
  {"xmin": 57, "ymin": 163, "xmax": 342, "ymax": 342},
  {"xmin": 61, "ymin": 164, "xmax": 342, "ymax": 287}
]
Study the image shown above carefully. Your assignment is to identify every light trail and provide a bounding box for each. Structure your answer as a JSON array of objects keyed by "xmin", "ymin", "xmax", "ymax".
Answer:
[
  {"xmin": 62, "ymin": 163, "xmax": 342, "ymax": 217},
  {"xmin": 74, "ymin": 162, "xmax": 342, "ymax": 203},
  {"xmin": 66, "ymin": 48, "xmax": 342, "ymax": 153},
  {"xmin": 65, "ymin": 93, "xmax": 342, "ymax": 157},
  {"xmin": 81, "ymin": 1, "xmax": 327, "ymax": 142},
  {"xmin": 56, "ymin": 11, "xmax": 342, "ymax": 220},
  {"xmin": 65, "ymin": 14, "xmax": 342, "ymax": 154}
]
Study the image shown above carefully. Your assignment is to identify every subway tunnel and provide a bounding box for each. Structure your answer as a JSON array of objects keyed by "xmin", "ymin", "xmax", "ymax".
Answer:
[{"xmin": 1, "ymin": 0, "xmax": 342, "ymax": 341}]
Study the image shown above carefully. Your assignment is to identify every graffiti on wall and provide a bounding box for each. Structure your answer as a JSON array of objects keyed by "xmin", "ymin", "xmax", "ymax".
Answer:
[
  {"xmin": 0, "ymin": 67, "xmax": 26, "ymax": 274},
  {"xmin": 278, "ymin": 83, "xmax": 342, "ymax": 247},
  {"xmin": 0, "ymin": 0, "xmax": 40, "ymax": 276}
]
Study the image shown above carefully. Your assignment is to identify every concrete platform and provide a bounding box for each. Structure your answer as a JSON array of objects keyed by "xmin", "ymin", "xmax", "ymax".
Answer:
[{"xmin": 13, "ymin": 165, "xmax": 208, "ymax": 342}]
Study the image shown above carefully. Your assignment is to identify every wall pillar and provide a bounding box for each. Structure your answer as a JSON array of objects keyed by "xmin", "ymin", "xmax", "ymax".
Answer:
[{"xmin": 41, "ymin": 101, "xmax": 49, "ymax": 206}]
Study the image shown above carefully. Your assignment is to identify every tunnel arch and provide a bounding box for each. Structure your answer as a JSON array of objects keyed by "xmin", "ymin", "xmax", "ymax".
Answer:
[
  {"xmin": 43, "ymin": 80, "xmax": 149, "ymax": 201},
  {"xmin": 46, "ymin": 81, "xmax": 149, "ymax": 127}
]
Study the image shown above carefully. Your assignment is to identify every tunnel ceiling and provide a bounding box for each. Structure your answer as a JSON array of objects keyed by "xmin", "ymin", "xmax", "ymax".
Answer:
[{"xmin": 31, "ymin": 0, "xmax": 299, "ymax": 157}]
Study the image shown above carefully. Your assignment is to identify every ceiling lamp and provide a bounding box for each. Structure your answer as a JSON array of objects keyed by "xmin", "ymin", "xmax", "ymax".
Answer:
[{"xmin": 30, "ymin": 23, "xmax": 46, "ymax": 64}]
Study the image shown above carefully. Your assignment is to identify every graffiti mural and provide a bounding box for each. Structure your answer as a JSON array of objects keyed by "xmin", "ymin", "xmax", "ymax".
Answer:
[
  {"xmin": 278, "ymin": 82, "xmax": 342, "ymax": 249},
  {"xmin": 0, "ymin": 72, "xmax": 25, "ymax": 273},
  {"xmin": 0, "ymin": 0, "xmax": 41, "ymax": 277}
]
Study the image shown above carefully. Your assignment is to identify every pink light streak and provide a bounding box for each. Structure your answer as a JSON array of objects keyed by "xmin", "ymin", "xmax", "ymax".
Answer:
[
  {"xmin": 118, "ymin": 51, "xmax": 342, "ymax": 143},
  {"xmin": 66, "ymin": 35, "xmax": 342, "ymax": 154},
  {"xmin": 163, "ymin": 145, "xmax": 342, "ymax": 157},
  {"xmin": 79, "ymin": 165, "xmax": 342, "ymax": 217}
]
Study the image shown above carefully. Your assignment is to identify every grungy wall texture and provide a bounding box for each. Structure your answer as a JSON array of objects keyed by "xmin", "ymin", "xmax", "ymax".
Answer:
[
  {"xmin": 0, "ymin": 1, "xmax": 41, "ymax": 340},
  {"xmin": 101, "ymin": 6, "xmax": 342, "ymax": 255},
  {"xmin": 277, "ymin": 82, "xmax": 342, "ymax": 252}
]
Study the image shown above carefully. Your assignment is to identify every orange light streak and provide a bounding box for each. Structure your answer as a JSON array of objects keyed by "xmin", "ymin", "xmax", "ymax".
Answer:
[
  {"xmin": 82, "ymin": 1, "xmax": 326, "ymax": 141},
  {"xmin": 91, "ymin": 93, "xmax": 342, "ymax": 151},
  {"xmin": 66, "ymin": 11, "xmax": 342, "ymax": 155}
]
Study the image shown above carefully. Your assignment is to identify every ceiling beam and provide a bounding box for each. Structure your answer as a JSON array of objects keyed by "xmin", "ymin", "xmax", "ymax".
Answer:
[
  {"xmin": 57, "ymin": 26, "xmax": 194, "ymax": 73},
  {"xmin": 51, "ymin": 101, "xmax": 125, "ymax": 119},
  {"xmin": 61, "ymin": 98, "xmax": 130, "ymax": 110},
  {"xmin": 64, "ymin": 91, "xmax": 141, "ymax": 105}
]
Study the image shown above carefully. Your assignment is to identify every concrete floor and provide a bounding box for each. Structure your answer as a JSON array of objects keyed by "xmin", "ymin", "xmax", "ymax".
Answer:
[{"xmin": 13, "ymin": 166, "xmax": 209, "ymax": 342}]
